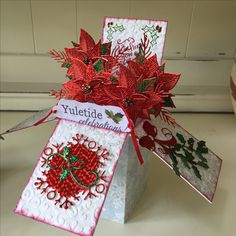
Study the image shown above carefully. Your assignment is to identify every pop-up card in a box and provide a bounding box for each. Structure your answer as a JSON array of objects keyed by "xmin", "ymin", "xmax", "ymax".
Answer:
[{"xmin": 1, "ymin": 17, "xmax": 222, "ymax": 236}]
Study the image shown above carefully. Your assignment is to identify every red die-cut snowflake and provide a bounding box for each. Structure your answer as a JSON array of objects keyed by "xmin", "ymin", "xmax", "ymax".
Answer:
[{"xmin": 35, "ymin": 138, "xmax": 107, "ymax": 209}]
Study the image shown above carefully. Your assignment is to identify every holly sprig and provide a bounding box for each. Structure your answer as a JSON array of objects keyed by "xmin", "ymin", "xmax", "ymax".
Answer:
[
  {"xmin": 105, "ymin": 110, "xmax": 124, "ymax": 124},
  {"xmin": 106, "ymin": 23, "xmax": 125, "ymax": 41},
  {"xmin": 141, "ymin": 25, "xmax": 160, "ymax": 46},
  {"xmin": 169, "ymin": 133, "xmax": 209, "ymax": 179}
]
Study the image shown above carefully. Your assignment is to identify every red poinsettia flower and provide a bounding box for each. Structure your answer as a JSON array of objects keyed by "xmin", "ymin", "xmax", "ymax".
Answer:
[
  {"xmin": 127, "ymin": 54, "xmax": 160, "ymax": 81},
  {"xmin": 102, "ymin": 64, "xmax": 149, "ymax": 121},
  {"xmin": 65, "ymin": 29, "xmax": 112, "ymax": 65},
  {"xmin": 48, "ymin": 29, "xmax": 113, "ymax": 71},
  {"xmin": 64, "ymin": 59, "xmax": 113, "ymax": 102},
  {"xmin": 138, "ymin": 92, "xmax": 163, "ymax": 119},
  {"xmin": 50, "ymin": 30, "xmax": 180, "ymax": 125},
  {"xmin": 62, "ymin": 79, "xmax": 83, "ymax": 101}
]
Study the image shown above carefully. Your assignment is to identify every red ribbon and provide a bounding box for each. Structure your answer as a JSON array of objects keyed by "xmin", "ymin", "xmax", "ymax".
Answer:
[
  {"xmin": 34, "ymin": 109, "xmax": 57, "ymax": 126},
  {"xmin": 122, "ymin": 109, "xmax": 144, "ymax": 165},
  {"xmin": 34, "ymin": 104, "xmax": 144, "ymax": 165}
]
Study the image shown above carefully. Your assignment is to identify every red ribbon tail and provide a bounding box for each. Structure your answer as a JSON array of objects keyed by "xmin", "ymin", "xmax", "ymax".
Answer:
[
  {"xmin": 33, "ymin": 109, "xmax": 55, "ymax": 126},
  {"xmin": 122, "ymin": 109, "xmax": 144, "ymax": 165},
  {"xmin": 130, "ymin": 127, "xmax": 144, "ymax": 165}
]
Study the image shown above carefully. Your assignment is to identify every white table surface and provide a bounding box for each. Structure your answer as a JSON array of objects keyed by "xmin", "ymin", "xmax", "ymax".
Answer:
[{"xmin": 1, "ymin": 112, "xmax": 236, "ymax": 236}]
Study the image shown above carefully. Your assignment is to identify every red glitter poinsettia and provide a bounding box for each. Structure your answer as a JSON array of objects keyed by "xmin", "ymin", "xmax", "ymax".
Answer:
[
  {"xmin": 49, "ymin": 30, "xmax": 180, "ymax": 124},
  {"xmin": 49, "ymin": 29, "xmax": 114, "ymax": 72},
  {"xmin": 63, "ymin": 58, "xmax": 115, "ymax": 102}
]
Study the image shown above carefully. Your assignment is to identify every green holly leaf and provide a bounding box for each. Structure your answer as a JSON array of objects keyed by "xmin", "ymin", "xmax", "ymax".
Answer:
[
  {"xmin": 93, "ymin": 60, "xmax": 103, "ymax": 74},
  {"xmin": 112, "ymin": 117, "xmax": 119, "ymax": 124},
  {"xmin": 187, "ymin": 138, "xmax": 194, "ymax": 145},
  {"xmin": 110, "ymin": 77, "xmax": 117, "ymax": 83},
  {"xmin": 63, "ymin": 146, "xmax": 69, "ymax": 156},
  {"xmin": 180, "ymin": 155, "xmax": 191, "ymax": 169},
  {"xmin": 169, "ymin": 153, "xmax": 180, "ymax": 176},
  {"xmin": 109, "ymin": 113, "xmax": 124, "ymax": 124},
  {"xmin": 160, "ymin": 64, "xmax": 165, "ymax": 72},
  {"xmin": 70, "ymin": 156, "xmax": 78, "ymax": 162},
  {"xmin": 197, "ymin": 140, "xmax": 208, "ymax": 154},
  {"xmin": 149, "ymin": 108, "xmax": 156, "ymax": 114},
  {"xmin": 136, "ymin": 49, "xmax": 145, "ymax": 64},
  {"xmin": 163, "ymin": 96, "xmax": 175, "ymax": 107},
  {"xmin": 173, "ymin": 165, "xmax": 180, "ymax": 176},
  {"xmin": 169, "ymin": 153, "xmax": 178, "ymax": 165},
  {"xmin": 101, "ymin": 44, "xmax": 107, "ymax": 55},
  {"xmin": 65, "ymin": 63, "xmax": 71, "ymax": 68},
  {"xmin": 192, "ymin": 165, "xmax": 202, "ymax": 180},
  {"xmin": 174, "ymin": 143, "xmax": 182, "ymax": 151},
  {"xmin": 183, "ymin": 149, "xmax": 194, "ymax": 161},
  {"xmin": 105, "ymin": 109, "xmax": 114, "ymax": 118},
  {"xmin": 197, "ymin": 161, "xmax": 209, "ymax": 169},
  {"xmin": 137, "ymin": 78, "xmax": 155, "ymax": 92},
  {"xmin": 196, "ymin": 150, "xmax": 207, "ymax": 163},
  {"xmin": 71, "ymin": 41, "xmax": 79, "ymax": 47},
  {"xmin": 113, "ymin": 24, "xmax": 125, "ymax": 32},
  {"xmin": 176, "ymin": 133, "xmax": 186, "ymax": 144},
  {"xmin": 60, "ymin": 169, "xmax": 69, "ymax": 181},
  {"xmin": 115, "ymin": 112, "xmax": 124, "ymax": 118}
]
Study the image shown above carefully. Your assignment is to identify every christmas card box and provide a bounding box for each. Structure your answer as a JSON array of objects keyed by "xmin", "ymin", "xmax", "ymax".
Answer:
[{"xmin": 1, "ymin": 17, "xmax": 222, "ymax": 236}]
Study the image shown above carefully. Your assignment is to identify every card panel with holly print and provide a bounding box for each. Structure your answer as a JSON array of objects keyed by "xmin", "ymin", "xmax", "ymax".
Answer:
[{"xmin": 135, "ymin": 117, "xmax": 222, "ymax": 202}]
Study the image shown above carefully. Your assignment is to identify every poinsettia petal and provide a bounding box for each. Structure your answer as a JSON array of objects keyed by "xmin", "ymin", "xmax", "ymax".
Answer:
[
  {"xmin": 88, "ymin": 40, "xmax": 102, "ymax": 58},
  {"xmin": 127, "ymin": 60, "xmax": 144, "ymax": 78},
  {"xmin": 89, "ymin": 79, "xmax": 102, "ymax": 88},
  {"xmin": 86, "ymin": 64, "xmax": 98, "ymax": 82},
  {"xmin": 147, "ymin": 54, "xmax": 159, "ymax": 77},
  {"xmin": 62, "ymin": 80, "xmax": 82, "ymax": 99},
  {"xmin": 69, "ymin": 59, "xmax": 87, "ymax": 80},
  {"xmin": 80, "ymin": 29, "xmax": 95, "ymax": 51},
  {"xmin": 132, "ymin": 93, "xmax": 149, "ymax": 101},
  {"xmin": 119, "ymin": 64, "xmax": 137, "ymax": 93},
  {"xmin": 101, "ymin": 42, "xmax": 112, "ymax": 55},
  {"xmin": 102, "ymin": 55, "xmax": 118, "ymax": 72},
  {"xmin": 95, "ymin": 72, "xmax": 113, "ymax": 82},
  {"xmin": 163, "ymin": 95, "xmax": 176, "ymax": 108},
  {"xmin": 158, "ymin": 73, "xmax": 180, "ymax": 91},
  {"xmin": 65, "ymin": 48, "xmax": 88, "ymax": 62},
  {"xmin": 138, "ymin": 108, "xmax": 151, "ymax": 119},
  {"xmin": 147, "ymin": 92, "xmax": 163, "ymax": 103}
]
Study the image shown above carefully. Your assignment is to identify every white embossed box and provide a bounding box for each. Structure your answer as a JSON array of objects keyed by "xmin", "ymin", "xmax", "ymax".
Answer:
[{"xmin": 101, "ymin": 135, "xmax": 149, "ymax": 223}]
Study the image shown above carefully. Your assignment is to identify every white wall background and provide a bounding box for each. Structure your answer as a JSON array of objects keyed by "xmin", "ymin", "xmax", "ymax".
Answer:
[{"xmin": 0, "ymin": 0, "xmax": 236, "ymax": 111}]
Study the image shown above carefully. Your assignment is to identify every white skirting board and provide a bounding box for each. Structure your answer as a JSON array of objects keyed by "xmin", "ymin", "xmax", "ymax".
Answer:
[
  {"xmin": 1, "ymin": 56, "xmax": 234, "ymax": 112},
  {"xmin": 0, "ymin": 92, "xmax": 233, "ymax": 112}
]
